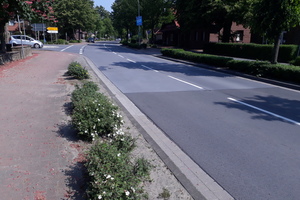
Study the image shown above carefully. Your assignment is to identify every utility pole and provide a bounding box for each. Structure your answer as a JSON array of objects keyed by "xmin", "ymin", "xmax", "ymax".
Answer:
[{"xmin": 138, "ymin": 0, "xmax": 140, "ymax": 45}]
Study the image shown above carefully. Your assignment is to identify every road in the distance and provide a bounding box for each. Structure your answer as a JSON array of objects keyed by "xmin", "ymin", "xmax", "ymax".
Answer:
[{"xmin": 55, "ymin": 42, "xmax": 300, "ymax": 200}]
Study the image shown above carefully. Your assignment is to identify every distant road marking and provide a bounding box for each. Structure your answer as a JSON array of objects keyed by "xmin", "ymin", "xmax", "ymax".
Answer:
[
  {"xmin": 228, "ymin": 97, "xmax": 300, "ymax": 126},
  {"xmin": 141, "ymin": 65, "xmax": 159, "ymax": 72},
  {"xmin": 168, "ymin": 76, "xmax": 203, "ymax": 89},
  {"xmin": 118, "ymin": 55, "xmax": 124, "ymax": 58},
  {"xmin": 79, "ymin": 45, "xmax": 86, "ymax": 54},
  {"xmin": 60, "ymin": 45, "xmax": 73, "ymax": 52},
  {"xmin": 113, "ymin": 52, "xmax": 117, "ymax": 54},
  {"xmin": 127, "ymin": 59, "xmax": 136, "ymax": 63}
]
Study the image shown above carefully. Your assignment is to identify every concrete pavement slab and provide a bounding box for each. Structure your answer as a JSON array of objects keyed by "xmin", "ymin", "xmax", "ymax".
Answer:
[{"xmin": 0, "ymin": 51, "xmax": 85, "ymax": 200}]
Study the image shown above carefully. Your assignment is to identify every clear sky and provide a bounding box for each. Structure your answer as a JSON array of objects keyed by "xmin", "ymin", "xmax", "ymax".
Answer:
[{"xmin": 93, "ymin": 0, "xmax": 114, "ymax": 12}]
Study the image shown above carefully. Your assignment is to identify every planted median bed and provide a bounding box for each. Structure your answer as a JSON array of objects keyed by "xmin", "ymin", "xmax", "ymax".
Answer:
[
  {"xmin": 66, "ymin": 62, "xmax": 151, "ymax": 199},
  {"xmin": 161, "ymin": 48, "xmax": 300, "ymax": 84}
]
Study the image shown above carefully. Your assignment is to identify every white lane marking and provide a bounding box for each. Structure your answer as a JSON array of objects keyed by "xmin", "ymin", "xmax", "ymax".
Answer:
[
  {"xmin": 118, "ymin": 55, "xmax": 124, "ymax": 58},
  {"xmin": 60, "ymin": 45, "xmax": 74, "ymax": 52},
  {"xmin": 168, "ymin": 76, "xmax": 203, "ymax": 89},
  {"xmin": 127, "ymin": 59, "xmax": 136, "ymax": 63},
  {"xmin": 228, "ymin": 97, "xmax": 300, "ymax": 126},
  {"xmin": 141, "ymin": 65, "xmax": 159, "ymax": 72},
  {"xmin": 79, "ymin": 45, "xmax": 86, "ymax": 54},
  {"xmin": 113, "ymin": 52, "xmax": 117, "ymax": 54}
]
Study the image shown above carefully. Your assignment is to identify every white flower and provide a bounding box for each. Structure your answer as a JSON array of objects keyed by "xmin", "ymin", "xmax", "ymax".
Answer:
[
  {"xmin": 98, "ymin": 119, "xmax": 100, "ymax": 122},
  {"xmin": 98, "ymin": 195, "xmax": 102, "ymax": 199},
  {"xmin": 93, "ymin": 125, "xmax": 96, "ymax": 129},
  {"xmin": 106, "ymin": 174, "xmax": 111, "ymax": 179},
  {"xmin": 117, "ymin": 153, "xmax": 121, "ymax": 157},
  {"xmin": 131, "ymin": 187, "xmax": 135, "ymax": 193},
  {"xmin": 96, "ymin": 108, "xmax": 99, "ymax": 111},
  {"xmin": 125, "ymin": 190, "xmax": 130, "ymax": 196},
  {"xmin": 102, "ymin": 191, "xmax": 106, "ymax": 194},
  {"xmin": 111, "ymin": 177, "xmax": 114, "ymax": 180},
  {"xmin": 85, "ymin": 130, "xmax": 88, "ymax": 133}
]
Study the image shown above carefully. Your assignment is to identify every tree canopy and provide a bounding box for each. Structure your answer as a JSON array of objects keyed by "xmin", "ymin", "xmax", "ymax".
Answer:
[{"xmin": 0, "ymin": 0, "xmax": 54, "ymax": 52}]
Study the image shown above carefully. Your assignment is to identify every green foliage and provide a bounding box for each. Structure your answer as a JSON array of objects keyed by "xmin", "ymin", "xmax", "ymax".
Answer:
[
  {"xmin": 67, "ymin": 62, "xmax": 89, "ymax": 80},
  {"xmin": 161, "ymin": 48, "xmax": 233, "ymax": 67},
  {"xmin": 71, "ymin": 82, "xmax": 123, "ymax": 140},
  {"xmin": 158, "ymin": 188, "xmax": 171, "ymax": 200},
  {"xmin": 69, "ymin": 40, "xmax": 81, "ymax": 43},
  {"xmin": 86, "ymin": 138, "xmax": 151, "ymax": 199},
  {"xmin": 290, "ymin": 56, "xmax": 300, "ymax": 66},
  {"xmin": 204, "ymin": 43, "xmax": 298, "ymax": 63},
  {"xmin": 162, "ymin": 48, "xmax": 300, "ymax": 84},
  {"xmin": 55, "ymin": 39, "xmax": 68, "ymax": 44},
  {"xmin": 226, "ymin": 60, "xmax": 300, "ymax": 84}
]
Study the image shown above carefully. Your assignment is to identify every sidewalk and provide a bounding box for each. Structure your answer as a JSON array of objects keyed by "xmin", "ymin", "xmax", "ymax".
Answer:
[{"xmin": 0, "ymin": 51, "xmax": 86, "ymax": 200}]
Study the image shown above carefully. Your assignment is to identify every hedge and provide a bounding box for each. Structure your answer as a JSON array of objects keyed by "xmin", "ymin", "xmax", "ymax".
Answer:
[
  {"xmin": 203, "ymin": 43, "xmax": 299, "ymax": 63},
  {"xmin": 161, "ymin": 48, "xmax": 300, "ymax": 84},
  {"xmin": 161, "ymin": 48, "xmax": 233, "ymax": 68}
]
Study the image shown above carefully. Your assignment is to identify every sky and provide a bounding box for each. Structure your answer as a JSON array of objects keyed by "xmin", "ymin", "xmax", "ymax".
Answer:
[{"xmin": 93, "ymin": 0, "xmax": 114, "ymax": 12}]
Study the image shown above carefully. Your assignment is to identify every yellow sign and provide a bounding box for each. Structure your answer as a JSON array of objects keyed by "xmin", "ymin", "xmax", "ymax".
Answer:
[{"xmin": 47, "ymin": 27, "xmax": 58, "ymax": 31}]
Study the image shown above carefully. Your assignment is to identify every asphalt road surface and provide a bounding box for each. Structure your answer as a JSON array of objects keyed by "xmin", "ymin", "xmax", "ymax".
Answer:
[{"xmin": 44, "ymin": 42, "xmax": 300, "ymax": 200}]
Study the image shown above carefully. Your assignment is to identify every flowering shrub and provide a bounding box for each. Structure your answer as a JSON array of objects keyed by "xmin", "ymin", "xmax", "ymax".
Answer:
[
  {"xmin": 69, "ymin": 80, "xmax": 151, "ymax": 199},
  {"xmin": 86, "ymin": 134, "xmax": 150, "ymax": 199},
  {"xmin": 67, "ymin": 61, "xmax": 89, "ymax": 80},
  {"xmin": 71, "ymin": 83, "xmax": 123, "ymax": 140}
]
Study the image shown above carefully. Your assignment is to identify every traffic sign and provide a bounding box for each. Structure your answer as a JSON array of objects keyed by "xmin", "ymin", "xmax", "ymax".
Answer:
[
  {"xmin": 136, "ymin": 16, "xmax": 142, "ymax": 26},
  {"xmin": 31, "ymin": 23, "xmax": 46, "ymax": 31},
  {"xmin": 47, "ymin": 30, "xmax": 58, "ymax": 33},
  {"xmin": 47, "ymin": 27, "xmax": 58, "ymax": 31}
]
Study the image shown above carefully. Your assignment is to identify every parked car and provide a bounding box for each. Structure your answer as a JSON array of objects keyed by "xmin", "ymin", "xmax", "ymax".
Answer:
[
  {"xmin": 87, "ymin": 37, "xmax": 95, "ymax": 43},
  {"xmin": 9, "ymin": 35, "xmax": 43, "ymax": 48}
]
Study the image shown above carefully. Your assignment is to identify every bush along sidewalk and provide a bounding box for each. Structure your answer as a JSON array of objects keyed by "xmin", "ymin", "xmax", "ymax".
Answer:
[
  {"xmin": 161, "ymin": 48, "xmax": 300, "ymax": 85},
  {"xmin": 70, "ymin": 81, "xmax": 151, "ymax": 199},
  {"xmin": 67, "ymin": 61, "xmax": 90, "ymax": 80}
]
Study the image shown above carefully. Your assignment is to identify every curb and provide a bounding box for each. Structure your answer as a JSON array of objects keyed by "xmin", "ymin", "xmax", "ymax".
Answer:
[{"xmin": 81, "ymin": 55, "xmax": 235, "ymax": 200}]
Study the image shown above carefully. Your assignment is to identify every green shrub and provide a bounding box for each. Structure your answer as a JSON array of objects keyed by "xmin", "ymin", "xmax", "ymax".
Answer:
[
  {"xmin": 71, "ymin": 83, "xmax": 123, "ymax": 140},
  {"xmin": 121, "ymin": 40, "xmax": 129, "ymax": 46},
  {"xmin": 226, "ymin": 60, "xmax": 300, "ymax": 83},
  {"xmin": 67, "ymin": 61, "xmax": 89, "ymax": 80},
  {"xmin": 161, "ymin": 48, "xmax": 233, "ymax": 67},
  {"xmin": 55, "ymin": 39, "xmax": 68, "ymax": 44},
  {"xmin": 204, "ymin": 43, "xmax": 298, "ymax": 63},
  {"xmin": 69, "ymin": 40, "xmax": 81, "ymax": 43},
  {"xmin": 290, "ymin": 56, "xmax": 300, "ymax": 66},
  {"xmin": 86, "ymin": 139, "xmax": 150, "ymax": 199}
]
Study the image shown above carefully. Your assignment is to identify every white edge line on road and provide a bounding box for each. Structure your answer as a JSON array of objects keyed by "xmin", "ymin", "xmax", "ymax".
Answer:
[
  {"xmin": 60, "ymin": 45, "xmax": 74, "ymax": 52},
  {"xmin": 79, "ymin": 45, "xmax": 86, "ymax": 55},
  {"xmin": 168, "ymin": 75, "xmax": 203, "ymax": 90},
  {"xmin": 141, "ymin": 64, "xmax": 159, "ymax": 72},
  {"xmin": 127, "ymin": 59, "xmax": 136, "ymax": 63},
  {"xmin": 113, "ymin": 52, "xmax": 117, "ymax": 54},
  {"xmin": 118, "ymin": 55, "xmax": 124, "ymax": 58},
  {"xmin": 228, "ymin": 97, "xmax": 300, "ymax": 126},
  {"xmin": 84, "ymin": 55, "xmax": 234, "ymax": 200}
]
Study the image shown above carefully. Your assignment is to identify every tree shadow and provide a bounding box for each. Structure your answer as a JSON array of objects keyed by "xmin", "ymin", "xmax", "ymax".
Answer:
[
  {"xmin": 98, "ymin": 61, "xmax": 233, "ymax": 78},
  {"xmin": 215, "ymin": 95, "xmax": 300, "ymax": 125}
]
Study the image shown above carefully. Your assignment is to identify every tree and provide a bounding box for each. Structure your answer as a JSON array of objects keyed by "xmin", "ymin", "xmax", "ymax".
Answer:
[
  {"xmin": 112, "ymin": 0, "xmax": 137, "ymax": 40},
  {"xmin": 249, "ymin": 0, "xmax": 300, "ymax": 63},
  {"xmin": 0, "ymin": 0, "xmax": 54, "ymax": 53},
  {"xmin": 95, "ymin": 6, "xmax": 115, "ymax": 39},
  {"xmin": 53, "ymin": 0, "xmax": 98, "ymax": 39},
  {"xmin": 142, "ymin": 0, "xmax": 174, "ymax": 43},
  {"xmin": 175, "ymin": 0, "xmax": 251, "ymax": 42}
]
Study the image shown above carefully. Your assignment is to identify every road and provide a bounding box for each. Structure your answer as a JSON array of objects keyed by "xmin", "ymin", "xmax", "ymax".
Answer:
[{"xmin": 43, "ymin": 42, "xmax": 300, "ymax": 200}]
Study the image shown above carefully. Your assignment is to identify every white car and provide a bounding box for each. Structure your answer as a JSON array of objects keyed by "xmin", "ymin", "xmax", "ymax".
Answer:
[{"xmin": 9, "ymin": 35, "xmax": 43, "ymax": 48}]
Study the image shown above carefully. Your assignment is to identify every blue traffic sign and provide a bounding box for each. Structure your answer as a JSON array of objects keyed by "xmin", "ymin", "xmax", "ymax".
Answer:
[{"xmin": 136, "ymin": 16, "xmax": 142, "ymax": 26}]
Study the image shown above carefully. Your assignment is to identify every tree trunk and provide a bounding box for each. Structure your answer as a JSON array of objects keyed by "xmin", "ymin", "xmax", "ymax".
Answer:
[
  {"xmin": 222, "ymin": 19, "xmax": 232, "ymax": 43},
  {"xmin": 0, "ymin": 22, "xmax": 6, "ymax": 53},
  {"xmin": 271, "ymin": 33, "xmax": 281, "ymax": 64}
]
